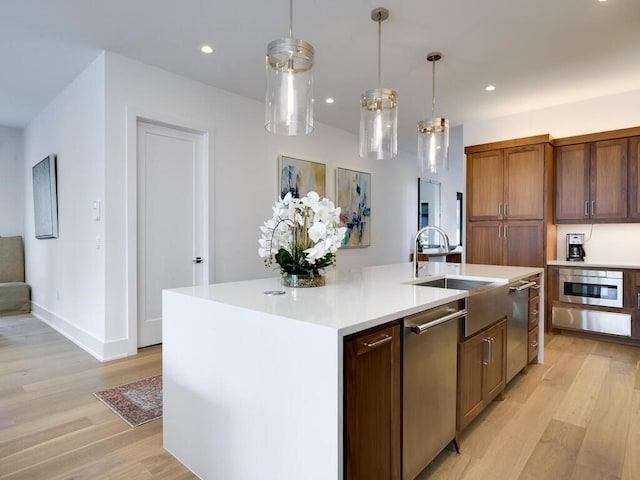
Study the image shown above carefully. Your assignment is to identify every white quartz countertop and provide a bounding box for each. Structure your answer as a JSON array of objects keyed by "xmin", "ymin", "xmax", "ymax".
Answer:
[
  {"xmin": 166, "ymin": 262, "xmax": 543, "ymax": 336},
  {"xmin": 548, "ymin": 260, "xmax": 640, "ymax": 270}
]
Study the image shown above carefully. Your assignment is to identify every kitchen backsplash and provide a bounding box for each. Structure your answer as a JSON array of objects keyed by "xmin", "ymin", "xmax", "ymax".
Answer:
[{"xmin": 556, "ymin": 224, "xmax": 640, "ymax": 265}]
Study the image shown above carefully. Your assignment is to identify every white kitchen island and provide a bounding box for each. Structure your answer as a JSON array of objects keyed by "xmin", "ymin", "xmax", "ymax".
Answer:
[{"xmin": 162, "ymin": 262, "xmax": 543, "ymax": 480}]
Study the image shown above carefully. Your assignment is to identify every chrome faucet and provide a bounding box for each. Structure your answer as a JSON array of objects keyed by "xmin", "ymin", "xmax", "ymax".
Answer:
[{"xmin": 413, "ymin": 226, "xmax": 451, "ymax": 278}]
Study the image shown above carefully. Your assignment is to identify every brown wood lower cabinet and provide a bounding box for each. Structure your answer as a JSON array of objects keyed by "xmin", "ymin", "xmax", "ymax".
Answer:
[
  {"xmin": 457, "ymin": 318, "xmax": 507, "ymax": 432},
  {"xmin": 344, "ymin": 322, "xmax": 401, "ymax": 480},
  {"xmin": 528, "ymin": 277, "xmax": 541, "ymax": 362}
]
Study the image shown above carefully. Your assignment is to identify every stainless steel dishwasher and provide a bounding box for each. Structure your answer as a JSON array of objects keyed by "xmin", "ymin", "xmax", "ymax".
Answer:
[
  {"xmin": 403, "ymin": 299, "xmax": 466, "ymax": 480},
  {"xmin": 506, "ymin": 278, "xmax": 538, "ymax": 383}
]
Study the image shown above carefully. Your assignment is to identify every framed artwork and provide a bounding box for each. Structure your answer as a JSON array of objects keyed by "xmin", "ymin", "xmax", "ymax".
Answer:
[
  {"xmin": 279, "ymin": 155, "xmax": 326, "ymax": 198},
  {"xmin": 336, "ymin": 168, "xmax": 371, "ymax": 248},
  {"xmin": 32, "ymin": 154, "xmax": 59, "ymax": 239}
]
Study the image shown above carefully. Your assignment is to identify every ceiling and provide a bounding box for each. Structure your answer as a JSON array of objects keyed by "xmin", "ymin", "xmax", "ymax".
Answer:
[{"xmin": 2, "ymin": 0, "xmax": 640, "ymax": 153}]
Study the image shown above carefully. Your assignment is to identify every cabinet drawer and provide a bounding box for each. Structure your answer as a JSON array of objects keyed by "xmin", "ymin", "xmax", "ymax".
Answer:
[
  {"xmin": 528, "ymin": 326, "xmax": 539, "ymax": 363},
  {"xmin": 528, "ymin": 297, "xmax": 540, "ymax": 330}
]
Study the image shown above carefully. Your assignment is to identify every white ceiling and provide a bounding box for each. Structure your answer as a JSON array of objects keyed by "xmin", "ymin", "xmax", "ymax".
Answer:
[{"xmin": 2, "ymin": 0, "xmax": 640, "ymax": 153}]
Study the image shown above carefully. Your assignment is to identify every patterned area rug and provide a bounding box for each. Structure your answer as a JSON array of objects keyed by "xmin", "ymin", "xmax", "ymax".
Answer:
[{"xmin": 94, "ymin": 375, "xmax": 162, "ymax": 427}]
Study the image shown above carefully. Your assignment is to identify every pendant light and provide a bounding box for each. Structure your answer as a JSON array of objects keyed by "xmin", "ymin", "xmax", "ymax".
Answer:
[
  {"xmin": 265, "ymin": 0, "xmax": 314, "ymax": 135},
  {"xmin": 360, "ymin": 8, "xmax": 398, "ymax": 160},
  {"xmin": 418, "ymin": 52, "xmax": 449, "ymax": 173}
]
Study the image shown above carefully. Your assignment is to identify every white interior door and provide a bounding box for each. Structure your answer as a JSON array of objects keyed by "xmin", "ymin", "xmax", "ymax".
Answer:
[{"xmin": 137, "ymin": 121, "xmax": 207, "ymax": 347}]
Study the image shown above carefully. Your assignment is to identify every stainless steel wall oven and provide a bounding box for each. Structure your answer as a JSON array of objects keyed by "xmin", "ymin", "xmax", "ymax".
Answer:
[
  {"xmin": 558, "ymin": 268, "xmax": 623, "ymax": 308},
  {"xmin": 553, "ymin": 268, "xmax": 630, "ymax": 338}
]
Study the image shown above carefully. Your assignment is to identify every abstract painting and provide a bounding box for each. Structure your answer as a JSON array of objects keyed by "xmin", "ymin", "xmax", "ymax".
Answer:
[
  {"xmin": 279, "ymin": 156, "xmax": 326, "ymax": 199},
  {"xmin": 336, "ymin": 168, "xmax": 371, "ymax": 248},
  {"xmin": 32, "ymin": 154, "xmax": 59, "ymax": 239}
]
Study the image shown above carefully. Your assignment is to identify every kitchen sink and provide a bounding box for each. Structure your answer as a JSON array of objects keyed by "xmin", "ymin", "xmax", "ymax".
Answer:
[
  {"xmin": 415, "ymin": 277, "xmax": 509, "ymax": 337},
  {"xmin": 415, "ymin": 278, "xmax": 497, "ymax": 292}
]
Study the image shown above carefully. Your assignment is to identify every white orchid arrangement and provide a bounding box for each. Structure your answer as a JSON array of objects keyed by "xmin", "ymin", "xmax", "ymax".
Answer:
[{"xmin": 258, "ymin": 192, "xmax": 347, "ymax": 276}]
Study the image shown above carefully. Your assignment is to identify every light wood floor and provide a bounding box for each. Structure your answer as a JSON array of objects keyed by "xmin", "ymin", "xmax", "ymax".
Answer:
[
  {"xmin": 418, "ymin": 331, "xmax": 640, "ymax": 480},
  {"xmin": 2, "ymin": 315, "xmax": 639, "ymax": 479},
  {"xmin": 0, "ymin": 314, "xmax": 195, "ymax": 479}
]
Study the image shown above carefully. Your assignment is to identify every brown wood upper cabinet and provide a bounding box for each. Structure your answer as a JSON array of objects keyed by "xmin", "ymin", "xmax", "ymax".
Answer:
[
  {"xmin": 465, "ymin": 136, "xmax": 555, "ymax": 268},
  {"xmin": 555, "ymin": 138, "xmax": 628, "ymax": 223},
  {"xmin": 630, "ymin": 137, "xmax": 640, "ymax": 220},
  {"xmin": 468, "ymin": 144, "xmax": 545, "ymax": 221}
]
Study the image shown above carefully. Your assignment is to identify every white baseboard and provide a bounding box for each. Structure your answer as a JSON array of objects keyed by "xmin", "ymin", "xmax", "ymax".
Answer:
[{"xmin": 31, "ymin": 302, "xmax": 132, "ymax": 362}]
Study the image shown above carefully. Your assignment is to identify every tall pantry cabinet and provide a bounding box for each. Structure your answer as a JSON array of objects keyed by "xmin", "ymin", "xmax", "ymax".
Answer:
[{"xmin": 465, "ymin": 135, "xmax": 556, "ymax": 267}]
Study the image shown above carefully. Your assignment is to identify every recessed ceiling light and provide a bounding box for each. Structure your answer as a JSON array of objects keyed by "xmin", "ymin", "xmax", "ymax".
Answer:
[
  {"xmin": 325, "ymin": 97, "xmax": 335, "ymax": 104},
  {"xmin": 200, "ymin": 45, "xmax": 214, "ymax": 54},
  {"xmin": 485, "ymin": 84, "xmax": 496, "ymax": 92},
  {"xmin": 598, "ymin": 0, "xmax": 608, "ymax": 2}
]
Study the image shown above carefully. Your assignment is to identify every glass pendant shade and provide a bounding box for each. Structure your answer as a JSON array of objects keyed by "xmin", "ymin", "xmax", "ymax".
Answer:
[
  {"xmin": 418, "ymin": 117, "xmax": 449, "ymax": 173},
  {"xmin": 359, "ymin": 7, "xmax": 397, "ymax": 160},
  {"xmin": 265, "ymin": 38, "xmax": 314, "ymax": 135},
  {"xmin": 360, "ymin": 88, "xmax": 398, "ymax": 160},
  {"xmin": 418, "ymin": 51, "xmax": 449, "ymax": 174}
]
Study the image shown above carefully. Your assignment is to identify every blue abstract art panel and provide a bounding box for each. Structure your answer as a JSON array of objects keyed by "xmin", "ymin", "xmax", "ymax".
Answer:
[
  {"xmin": 279, "ymin": 156, "xmax": 326, "ymax": 199},
  {"xmin": 336, "ymin": 168, "xmax": 371, "ymax": 248}
]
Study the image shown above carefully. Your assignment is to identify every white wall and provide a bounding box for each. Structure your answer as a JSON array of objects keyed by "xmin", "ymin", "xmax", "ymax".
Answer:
[
  {"xmin": 23, "ymin": 53, "xmax": 106, "ymax": 357},
  {"xmin": 0, "ymin": 126, "xmax": 24, "ymax": 236},
  {"xmin": 103, "ymin": 52, "xmax": 420, "ymax": 357},
  {"xmin": 463, "ymin": 89, "xmax": 640, "ymax": 265}
]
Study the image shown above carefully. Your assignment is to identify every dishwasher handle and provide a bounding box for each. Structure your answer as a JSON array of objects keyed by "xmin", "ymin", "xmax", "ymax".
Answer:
[
  {"xmin": 509, "ymin": 281, "xmax": 537, "ymax": 292},
  {"xmin": 408, "ymin": 309, "xmax": 467, "ymax": 335}
]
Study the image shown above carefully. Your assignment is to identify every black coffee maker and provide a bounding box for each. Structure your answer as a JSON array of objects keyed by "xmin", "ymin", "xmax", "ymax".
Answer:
[{"xmin": 566, "ymin": 233, "xmax": 585, "ymax": 261}]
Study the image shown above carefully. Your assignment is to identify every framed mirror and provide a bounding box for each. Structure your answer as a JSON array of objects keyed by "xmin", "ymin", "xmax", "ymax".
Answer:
[
  {"xmin": 456, "ymin": 192, "xmax": 463, "ymax": 246},
  {"xmin": 417, "ymin": 178, "xmax": 441, "ymax": 248}
]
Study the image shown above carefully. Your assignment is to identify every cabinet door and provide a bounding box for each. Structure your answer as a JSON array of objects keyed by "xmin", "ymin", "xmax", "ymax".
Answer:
[
  {"xmin": 466, "ymin": 222, "xmax": 503, "ymax": 265},
  {"xmin": 345, "ymin": 324, "xmax": 401, "ymax": 480},
  {"xmin": 504, "ymin": 221, "xmax": 544, "ymax": 268},
  {"xmin": 590, "ymin": 139, "xmax": 628, "ymax": 221},
  {"xmin": 555, "ymin": 144, "xmax": 590, "ymax": 223},
  {"xmin": 484, "ymin": 318, "xmax": 507, "ymax": 402},
  {"xmin": 504, "ymin": 145, "xmax": 545, "ymax": 220},
  {"xmin": 467, "ymin": 150, "xmax": 504, "ymax": 221},
  {"xmin": 630, "ymin": 137, "xmax": 640, "ymax": 221},
  {"xmin": 457, "ymin": 333, "xmax": 486, "ymax": 432}
]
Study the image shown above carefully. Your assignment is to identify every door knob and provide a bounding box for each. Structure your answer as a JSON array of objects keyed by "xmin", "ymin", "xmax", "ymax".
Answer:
[{"xmin": 193, "ymin": 257, "xmax": 204, "ymax": 264}]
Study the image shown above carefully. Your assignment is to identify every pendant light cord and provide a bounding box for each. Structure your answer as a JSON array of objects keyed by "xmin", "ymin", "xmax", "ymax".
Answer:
[
  {"xmin": 377, "ymin": 13, "xmax": 382, "ymax": 87},
  {"xmin": 289, "ymin": 0, "xmax": 293, "ymax": 38},
  {"xmin": 431, "ymin": 59, "xmax": 436, "ymax": 119}
]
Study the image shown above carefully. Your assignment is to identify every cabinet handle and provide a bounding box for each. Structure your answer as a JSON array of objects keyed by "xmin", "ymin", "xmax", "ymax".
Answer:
[
  {"xmin": 504, "ymin": 203, "xmax": 508, "ymax": 217},
  {"xmin": 363, "ymin": 335, "xmax": 392, "ymax": 349},
  {"xmin": 591, "ymin": 200, "xmax": 595, "ymax": 216},
  {"xmin": 482, "ymin": 338, "xmax": 491, "ymax": 365},
  {"xmin": 489, "ymin": 337, "xmax": 495, "ymax": 364},
  {"xmin": 498, "ymin": 225, "xmax": 502, "ymax": 238},
  {"xmin": 584, "ymin": 200, "xmax": 589, "ymax": 217},
  {"xmin": 637, "ymin": 293, "xmax": 640, "ymax": 310},
  {"xmin": 504, "ymin": 225, "xmax": 508, "ymax": 238},
  {"xmin": 498, "ymin": 203, "xmax": 502, "ymax": 216}
]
